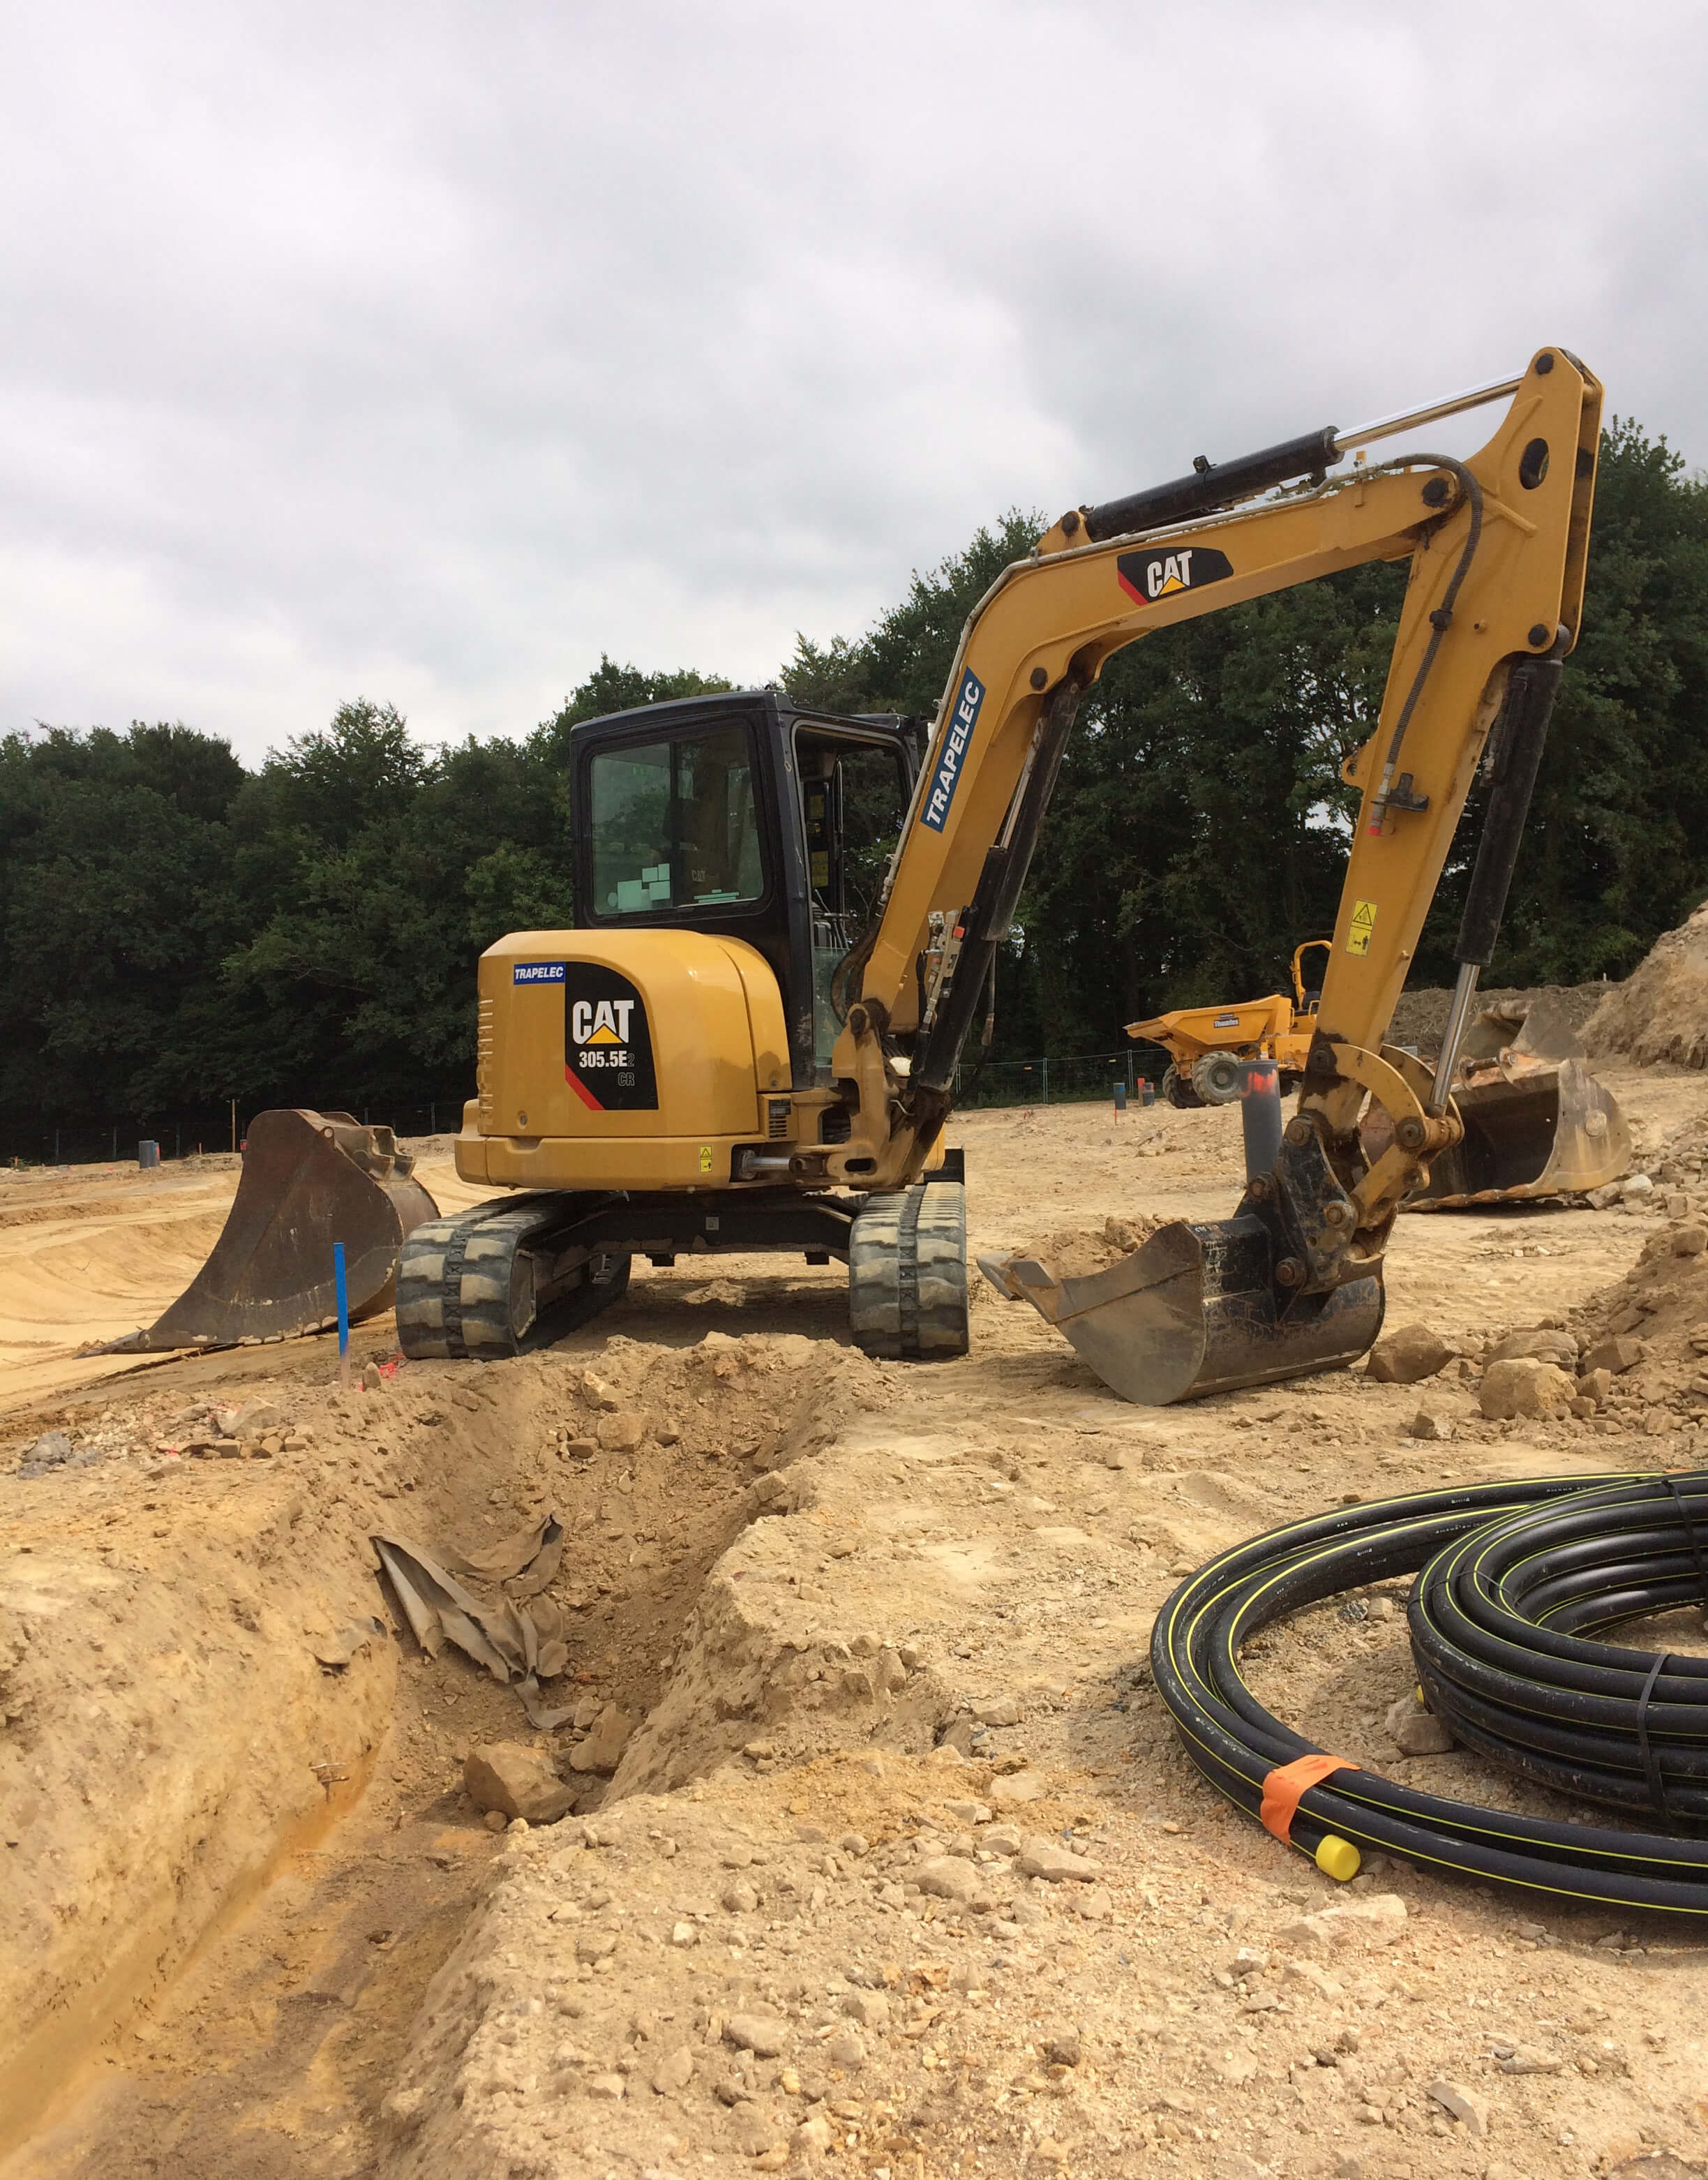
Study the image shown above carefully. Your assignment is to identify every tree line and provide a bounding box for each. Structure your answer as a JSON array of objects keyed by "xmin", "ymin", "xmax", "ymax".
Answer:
[{"xmin": 2, "ymin": 418, "xmax": 1703, "ymax": 1147}]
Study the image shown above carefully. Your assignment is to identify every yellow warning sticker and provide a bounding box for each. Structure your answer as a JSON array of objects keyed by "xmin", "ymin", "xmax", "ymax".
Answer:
[
  {"xmin": 1347, "ymin": 899, "xmax": 1377, "ymax": 956},
  {"xmin": 698, "ymin": 1144, "xmax": 714, "ymax": 1174}
]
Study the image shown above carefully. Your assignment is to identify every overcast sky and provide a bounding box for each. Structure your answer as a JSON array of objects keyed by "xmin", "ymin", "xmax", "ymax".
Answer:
[{"xmin": 3, "ymin": 1, "xmax": 1704, "ymax": 763}]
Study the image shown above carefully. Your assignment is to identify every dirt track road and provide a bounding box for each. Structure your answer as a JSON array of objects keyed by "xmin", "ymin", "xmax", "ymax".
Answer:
[{"xmin": 5, "ymin": 1068, "xmax": 1708, "ymax": 2180}]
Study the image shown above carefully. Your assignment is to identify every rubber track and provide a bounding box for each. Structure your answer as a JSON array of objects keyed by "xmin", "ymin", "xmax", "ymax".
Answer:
[
  {"xmin": 396, "ymin": 1196, "xmax": 629, "ymax": 1361},
  {"xmin": 848, "ymin": 1181, "xmax": 968, "ymax": 1361}
]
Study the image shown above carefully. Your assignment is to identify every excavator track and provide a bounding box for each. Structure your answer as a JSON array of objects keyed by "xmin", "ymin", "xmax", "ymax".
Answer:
[
  {"xmin": 396, "ymin": 1194, "xmax": 631, "ymax": 1361},
  {"xmin": 848, "ymin": 1180, "xmax": 968, "ymax": 1361}
]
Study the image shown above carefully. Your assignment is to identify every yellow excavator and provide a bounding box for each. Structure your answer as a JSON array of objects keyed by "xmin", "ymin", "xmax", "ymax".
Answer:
[
  {"xmin": 395, "ymin": 345, "xmax": 1602, "ymax": 1405},
  {"xmin": 1130, "ymin": 941, "xmax": 1331, "ymax": 1106}
]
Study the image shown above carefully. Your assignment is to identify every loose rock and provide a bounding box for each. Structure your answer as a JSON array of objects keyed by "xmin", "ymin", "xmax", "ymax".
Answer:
[
  {"xmin": 463, "ymin": 1742, "xmax": 576, "ymax": 1824},
  {"xmin": 1488, "ymin": 1328, "xmax": 1579, "ymax": 1368},
  {"xmin": 1016, "ymin": 1835, "xmax": 1101, "ymax": 1882},
  {"xmin": 1278, "ymin": 1894, "xmax": 1407, "ymax": 1952},
  {"xmin": 652, "ymin": 2045, "xmax": 695, "ymax": 2093},
  {"xmin": 567, "ymin": 1703, "xmax": 636, "ymax": 1775},
  {"xmin": 1367, "ymin": 1324, "xmax": 1455, "ymax": 1384},
  {"xmin": 916, "ymin": 1856, "xmax": 982, "ymax": 1902},
  {"xmin": 1479, "ymin": 1357, "xmax": 1575, "ymax": 1420},
  {"xmin": 1583, "ymin": 1334, "xmax": 1645, "ymax": 1375},
  {"xmin": 1384, "ymin": 1694, "xmax": 1454, "ymax": 1755},
  {"xmin": 724, "ymin": 2011, "xmax": 791, "ymax": 2058},
  {"xmin": 1425, "ymin": 2077, "xmax": 1490, "ymax": 2135},
  {"xmin": 989, "ymin": 1771, "xmax": 1046, "ymax": 1806}
]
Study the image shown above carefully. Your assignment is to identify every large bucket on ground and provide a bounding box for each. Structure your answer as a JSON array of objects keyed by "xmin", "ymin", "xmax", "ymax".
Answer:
[
  {"xmin": 1408, "ymin": 1058, "xmax": 1630, "ymax": 1208},
  {"xmin": 104, "ymin": 1109, "xmax": 438, "ymax": 1352},
  {"xmin": 1386, "ymin": 993, "xmax": 1631, "ymax": 1209},
  {"xmin": 980, "ymin": 1214, "xmax": 1384, "ymax": 1405}
]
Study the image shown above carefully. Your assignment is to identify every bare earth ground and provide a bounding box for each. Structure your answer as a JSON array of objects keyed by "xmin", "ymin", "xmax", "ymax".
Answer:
[{"xmin": 3, "ymin": 1066, "xmax": 1708, "ymax": 2180}]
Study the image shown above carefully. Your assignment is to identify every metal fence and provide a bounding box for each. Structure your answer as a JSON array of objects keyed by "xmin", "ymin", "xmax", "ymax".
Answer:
[
  {"xmin": 2, "ymin": 1055, "xmax": 1179, "ymax": 1169},
  {"xmin": 952, "ymin": 1045, "xmax": 1169, "ymax": 1109},
  {"xmin": 0, "ymin": 1100, "xmax": 469, "ymax": 1169}
]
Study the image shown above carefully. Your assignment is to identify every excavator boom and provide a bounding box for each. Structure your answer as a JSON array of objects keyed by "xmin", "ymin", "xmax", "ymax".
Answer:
[{"xmin": 827, "ymin": 347, "xmax": 1602, "ymax": 1399}]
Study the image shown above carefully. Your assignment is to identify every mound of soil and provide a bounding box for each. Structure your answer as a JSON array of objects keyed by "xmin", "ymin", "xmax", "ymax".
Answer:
[
  {"xmin": 1582, "ymin": 901, "xmax": 1708, "ymax": 1070},
  {"xmin": 1388, "ymin": 980, "xmax": 1610, "ymax": 1052},
  {"xmin": 1020, "ymin": 1213, "xmax": 1164, "ymax": 1280}
]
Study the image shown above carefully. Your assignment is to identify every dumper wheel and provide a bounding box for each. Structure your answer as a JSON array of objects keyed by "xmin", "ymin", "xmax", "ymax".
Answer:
[
  {"xmin": 1162, "ymin": 1064, "xmax": 1204, "ymax": 1110},
  {"xmin": 1191, "ymin": 1050, "xmax": 1245, "ymax": 1105},
  {"xmin": 848, "ymin": 1182, "xmax": 968, "ymax": 1361}
]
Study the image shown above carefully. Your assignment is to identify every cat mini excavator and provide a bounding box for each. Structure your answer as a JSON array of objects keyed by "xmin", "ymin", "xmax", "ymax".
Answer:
[{"xmin": 398, "ymin": 345, "xmax": 1601, "ymax": 1403}]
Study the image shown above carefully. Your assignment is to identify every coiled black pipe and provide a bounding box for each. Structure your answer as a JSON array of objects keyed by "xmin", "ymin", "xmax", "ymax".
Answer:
[
  {"xmin": 1411, "ymin": 1473, "xmax": 1708, "ymax": 1826},
  {"xmin": 1149, "ymin": 1470, "xmax": 1708, "ymax": 1916}
]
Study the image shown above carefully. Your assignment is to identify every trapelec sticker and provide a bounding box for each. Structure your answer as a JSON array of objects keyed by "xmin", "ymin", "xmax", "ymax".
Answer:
[
  {"xmin": 920, "ymin": 669, "xmax": 984, "ymax": 833},
  {"xmin": 1116, "ymin": 544, "xmax": 1234, "ymax": 607},
  {"xmin": 562, "ymin": 965, "xmax": 658, "ymax": 1112}
]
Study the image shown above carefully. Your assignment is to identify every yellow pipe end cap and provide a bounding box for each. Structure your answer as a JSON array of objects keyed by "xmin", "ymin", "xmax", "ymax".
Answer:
[{"xmin": 1315, "ymin": 1835, "xmax": 1361, "ymax": 1883}]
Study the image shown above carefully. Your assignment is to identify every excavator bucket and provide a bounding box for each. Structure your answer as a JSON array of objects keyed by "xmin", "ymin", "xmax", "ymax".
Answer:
[
  {"xmin": 1407, "ymin": 1057, "xmax": 1630, "ymax": 1207},
  {"xmin": 104, "ymin": 1109, "xmax": 439, "ymax": 1352},
  {"xmin": 980, "ymin": 1215, "xmax": 1385, "ymax": 1405},
  {"xmin": 1395, "ymin": 995, "xmax": 1631, "ymax": 1209}
]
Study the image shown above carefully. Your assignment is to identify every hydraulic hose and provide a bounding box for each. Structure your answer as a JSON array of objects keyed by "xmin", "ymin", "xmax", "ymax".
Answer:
[{"xmin": 1150, "ymin": 1471, "xmax": 1708, "ymax": 1916}]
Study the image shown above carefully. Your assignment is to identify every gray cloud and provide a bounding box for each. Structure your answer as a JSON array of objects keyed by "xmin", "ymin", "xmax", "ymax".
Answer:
[{"xmin": 3, "ymin": 0, "xmax": 1704, "ymax": 759}]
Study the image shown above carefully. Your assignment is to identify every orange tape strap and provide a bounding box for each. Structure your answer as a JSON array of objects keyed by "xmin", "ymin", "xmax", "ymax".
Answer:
[{"xmin": 1258, "ymin": 1753, "xmax": 1360, "ymax": 1844}]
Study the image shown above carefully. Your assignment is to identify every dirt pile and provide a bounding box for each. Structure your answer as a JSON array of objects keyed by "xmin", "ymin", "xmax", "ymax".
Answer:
[
  {"xmin": 1388, "ymin": 980, "xmax": 1609, "ymax": 1052},
  {"xmin": 1003, "ymin": 1214, "xmax": 1164, "ymax": 1281},
  {"xmin": 15, "ymin": 1093, "xmax": 1708, "ymax": 2177},
  {"xmin": 1565, "ymin": 1185, "xmax": 1708, "ymax": 1444},
  {"xmin": 1582, "ymin": 902, "xmax": 1708, "ymax": 1070}
]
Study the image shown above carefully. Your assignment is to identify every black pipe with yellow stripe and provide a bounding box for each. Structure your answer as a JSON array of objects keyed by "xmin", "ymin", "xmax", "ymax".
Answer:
[{"xmin": 1149, "ymin": 1471, "xmax": 1708, "ymax": 1915}]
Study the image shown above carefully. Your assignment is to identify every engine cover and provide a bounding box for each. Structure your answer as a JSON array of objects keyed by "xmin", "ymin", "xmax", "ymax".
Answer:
[{"xmin": 457, "ymin": 929, "xmax": 789, "ymax": 1190}]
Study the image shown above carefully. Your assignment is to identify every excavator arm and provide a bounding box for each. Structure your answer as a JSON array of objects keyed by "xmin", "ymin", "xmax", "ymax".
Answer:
[{"xmin": 824, "ymin": 345, "xmax": 1601, "ymax": 1400}]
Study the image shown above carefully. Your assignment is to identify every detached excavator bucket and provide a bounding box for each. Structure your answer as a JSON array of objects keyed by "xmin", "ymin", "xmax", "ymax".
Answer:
[
  {"xmin": 1395, "ymin": 994, "xmax": 1631, "ymax": 1209},
  {"xmin": 980, "ymin": 1215, "xmax": 1385, "ymax": 1405},
  {"xmin": 105, "ymin": 1109, "xmax": 438, "ymax": 1352},
  {"xmin": 1408, "ymin": 1058, "xmax": 1631, "ymax": 1208}
]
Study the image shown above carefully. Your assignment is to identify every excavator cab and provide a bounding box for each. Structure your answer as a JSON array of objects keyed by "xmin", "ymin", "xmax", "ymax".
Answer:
[{"xmin": 568, "ymin": 693, "xmax": 918, "ymax": 1087}]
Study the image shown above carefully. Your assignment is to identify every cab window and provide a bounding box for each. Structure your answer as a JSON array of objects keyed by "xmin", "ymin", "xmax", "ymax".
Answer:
[
  {"xmin": 795, "ymin": 731, "xmax": 910, "ymax": 931},
  {"xmin": 795, "ymin": 729, "xmax": 911, "ymax": 1069},
  {"xmin": 587, "ymin": 726, "xmax": 764, "ymax": 915}
]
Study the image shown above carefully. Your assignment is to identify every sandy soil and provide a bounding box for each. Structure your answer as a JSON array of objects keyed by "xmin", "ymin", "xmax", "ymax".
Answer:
[
  {"xmin": 4, "ymin": 1068, "xmax": 1708, "ymax": 2180},
  {"xmin": 0, "ymin": 1150, "xmax": 500, "ymax": 1410}
]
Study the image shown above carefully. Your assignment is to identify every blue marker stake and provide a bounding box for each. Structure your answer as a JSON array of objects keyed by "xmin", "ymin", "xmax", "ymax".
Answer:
[{"xmin": 334, "ymin": 1241, "xmax": 351, "ymax": 1384}]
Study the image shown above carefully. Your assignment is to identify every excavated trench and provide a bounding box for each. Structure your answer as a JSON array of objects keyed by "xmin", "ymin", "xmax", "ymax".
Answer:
[{"xmin": 0, "ymin": 1309, "xmax": 885, "ymax": 2178}]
